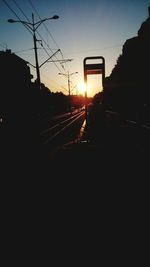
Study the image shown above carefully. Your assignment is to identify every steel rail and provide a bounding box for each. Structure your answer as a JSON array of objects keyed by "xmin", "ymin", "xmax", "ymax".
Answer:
[
  {"xmin": 40, "ymin": 111, "xmax": 84, "ymax": 135},
  {"xmin": 43, "ymin": 112, "xmax": 84, "ymax": 144}
]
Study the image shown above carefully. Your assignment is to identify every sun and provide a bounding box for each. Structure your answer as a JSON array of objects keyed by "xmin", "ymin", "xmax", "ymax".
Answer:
[{"xmin": 77, "ymin": 82, "xmax": 86, "ymax": 95}]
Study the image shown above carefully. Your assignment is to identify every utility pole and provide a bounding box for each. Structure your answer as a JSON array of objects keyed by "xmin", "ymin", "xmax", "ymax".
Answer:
[
  {"xmin": 8, "ymin": 13, "xmax": 59, "ymax": 90},
  {"xmin": 32, "ymin": 13, "xmax": 40, "ymax": 90},
  {"xmin": 58, "ymin": 71, "xmax": 78, "ymax": 96}
]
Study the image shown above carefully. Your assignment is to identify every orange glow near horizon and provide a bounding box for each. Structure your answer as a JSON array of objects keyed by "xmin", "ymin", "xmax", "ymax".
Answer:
[{"xmin": 76, "ymin": 75, "xmax": 103, "ymax": 97}]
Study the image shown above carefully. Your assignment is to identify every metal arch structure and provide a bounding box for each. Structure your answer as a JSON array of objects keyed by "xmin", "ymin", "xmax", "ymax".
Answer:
[
  {"xmin": 83, "ymin": 56, "xmax": 105, "ymax": 124},
  {"xmin": 83, "ymin": 56, "xmax": 105, "ymax": 88}
]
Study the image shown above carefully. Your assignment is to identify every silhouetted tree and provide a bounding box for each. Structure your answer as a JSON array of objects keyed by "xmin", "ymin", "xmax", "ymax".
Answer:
[{"xmin": 103, "ymin": 6, "xmax": 150, "ymax": 121}]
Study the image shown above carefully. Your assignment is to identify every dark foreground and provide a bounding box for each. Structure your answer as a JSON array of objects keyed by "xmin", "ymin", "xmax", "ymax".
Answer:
[
  {"xmin": 2, "ymin": 122, "xmax": 150, "ymax": 177},
  {"xmin": 1, "ymin": 123, "xmax": 149, "ymax": 262}
]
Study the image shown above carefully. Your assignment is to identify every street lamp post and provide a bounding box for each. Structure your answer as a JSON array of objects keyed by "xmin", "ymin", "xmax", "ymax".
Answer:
[
  {"xmin": 8, "ymin": 13, "xmax": 59, "ymax": 90},
  {"xmin": 58, "ymin": 71, "xmax": 78, "ymax": 96}
]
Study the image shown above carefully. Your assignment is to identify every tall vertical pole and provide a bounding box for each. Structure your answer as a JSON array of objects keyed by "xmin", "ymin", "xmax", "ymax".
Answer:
[
  {"xmin": 58, "ymin": 71, "xmax": 78, "ymax": 96},
  {"xmin": 84, "ymin": 73, "xmax": 88, "ymax": 124},
  {"xmin": 8, "ymin": 13, "xmax": 59, "ymax": 91},
  {"xmin": 32, "ymin": 13, "xmax": 41, "ymax": 90},
  {"xmin": 67, "ymin": 71, "xmax": 71, "ymax": 96}
]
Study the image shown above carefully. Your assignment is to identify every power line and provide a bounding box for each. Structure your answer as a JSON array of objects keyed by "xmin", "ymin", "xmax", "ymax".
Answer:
[
  {"xmin": 14, "ymin": 47, "xmax": 34, "ymax": 53},
  {"xmin": 3, "ymin": 0, "xmax": 74, "ymax": 91},
  {"xmin": 12, "ymin": 0, "xmax": 31, "ymax": 23},
  {"xmin": 28, "ymin": 0, "xmax": 66, "ymax": 67},
  {"xmin": 2, "ymin": 0, "xmax": 32, "ymax": 35},
  {"xmin": 28, "ymin": 0, "xmax": 60, "ymax": 49},
  {"xmin": 7, "ymin": 13, "xmax": 61, "ymax": 90},
  {"xmin": 4, "ymin": 0, "xmax": 65, "ymax": 75},
  {"xmin": 37, "ymin": 36, "xmax": 64, "ymax": 73},
  {"xmin": 34, "ymin": 30, "xmax": 68, "ymax": 74},
  {"xmin": 28, "ymin": 0, "xmax": 66, "ymax": 72}
]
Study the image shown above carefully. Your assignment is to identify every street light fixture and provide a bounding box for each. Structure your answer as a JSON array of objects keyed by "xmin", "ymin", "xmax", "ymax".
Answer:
[
  {"xmin": 58, "ymin": 71, "xmax": 78, "ymax": 96},
  {"xmin": 8, "ymin": 13, "xmax": 59, "ymax": 90}
]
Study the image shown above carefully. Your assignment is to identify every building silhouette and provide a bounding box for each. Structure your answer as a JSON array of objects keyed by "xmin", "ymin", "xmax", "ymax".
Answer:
[
  {"xmin": 0, "ymin": 49, "xmax": 43, "ymax": 168},
  {"xmin": 0, "ymin": 49, "xmax": 33, "ymax": 123}
]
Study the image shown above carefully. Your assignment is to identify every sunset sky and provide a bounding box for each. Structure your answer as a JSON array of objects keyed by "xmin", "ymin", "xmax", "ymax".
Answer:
[{"xmin": 0, "ymin": 0, "xmax": 150, "ymax": 97}]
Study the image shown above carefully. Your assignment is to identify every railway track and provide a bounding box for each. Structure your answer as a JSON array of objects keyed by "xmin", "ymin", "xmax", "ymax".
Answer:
[
  {"xmin": 38, "ymin": 106, "xmax": 150, "ymax": 160},
  {"xmin": 105, "ymin": 109, "xmax": 150, "ymax": 129},
  {"xmin": 40, "ymin": 109, "xmax": 85, "ymax": 149}
]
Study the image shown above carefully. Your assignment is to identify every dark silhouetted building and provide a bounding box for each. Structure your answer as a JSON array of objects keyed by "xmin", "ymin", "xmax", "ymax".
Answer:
[
  {"xmin": 0, "ymin": 49, "xmax": 33, "ymax": 121},
  {"xmin": 0, "ymin": 49, "xmax": 43, "ymax": 170}
]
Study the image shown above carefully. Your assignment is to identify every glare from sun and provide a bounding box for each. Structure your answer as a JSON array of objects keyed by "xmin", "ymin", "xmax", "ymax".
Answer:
[{"xmin": 77, "ymin": 82, "xmax": 86, "ymax": 95}]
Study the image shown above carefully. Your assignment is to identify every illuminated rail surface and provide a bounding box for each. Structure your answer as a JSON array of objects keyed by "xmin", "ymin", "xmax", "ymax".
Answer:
[
  {"xmin": 40, "ymin": 109, "xmax": 85, "ymax": 149},
  {"xmin": 39, "ymin": 106, "xmax": 150, "ymax": 154}
]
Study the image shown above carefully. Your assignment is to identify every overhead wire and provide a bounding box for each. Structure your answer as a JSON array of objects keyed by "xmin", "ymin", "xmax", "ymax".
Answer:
[
  {"xmin": 5, "ymin": 0, "xmax": 65, "ymax": 74},
  {"xmin": 12, "ymin": 0, "xmax": 31, "ymax": 23},
  {"xmin": 2, "ymin": 0, "xmax": 75, "ymax": 90},
  {"xmin": 2, "ymin": 0, "xmax": 33, "ymax": 35},
  {"xmin": 28, "ymin": 0, "xmax": 67, "ymax": 73},
  {"xmin": 28, "ymin": 0, "xmax": 60, "ymax": 49}
]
